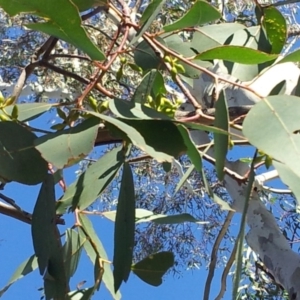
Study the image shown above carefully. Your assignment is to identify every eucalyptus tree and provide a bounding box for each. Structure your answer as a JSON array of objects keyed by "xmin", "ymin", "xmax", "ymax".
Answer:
[{"xmin": 0, "ymin": 0, "xmax": 300, "ymax": 299}]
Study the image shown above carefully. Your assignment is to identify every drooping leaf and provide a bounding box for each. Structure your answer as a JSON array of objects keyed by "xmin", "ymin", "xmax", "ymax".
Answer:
[
  {"xmin": 31, "ymin": 174, "xmax": 66, "ymax": 300},
  {"xmin": 195, "ymin": 45, "xmax": 277, "ymax": 64},
  {"xmin": 63, "ymin": 229, "xmax": 85, "ymax": 280},
  {"xmin": 0, "ymin": 0, "xmax": 105, "ymax": 61},
  {"xmin": 109, "ymin": 98, "xmax": 171, "ymax": 120},
  {"xmin": 56, "ymin": 146, "xmax": 124, "ymax": 214},
  {"xmin": 262, "ymin": 6, "xmax": 287, "ymax": 54},
  {"xmin": 174, "ymin": 164, "xmax": 195, "ymax": 195},
  {"xmin": 88, "ymin": 111, "xmax": 186, "ymax": 162},
  {"xmin": 0, "ymin": 255, "xmax": 38, "ymax": 297},
  {"xmin": 132, "ymin": 252, "xmax": 174, "ymax": 286},
  {"xmin": 35, "ymin": 117, "xmax": 100, "ymax": 169},
  {"xmin": 130, "ymin": 0, "xmax": 166, "ymax": 46},
  {"xmin": 243, "ymin": 95, "xmax": 300, "ymax": 180},
  {"xmin": 113, "ymin": 163, "xmax": 135, "ymax": 292},
  {"xmin": 0, "ymin": 121, "xmax": 48, "ymax": 185},
  {"xmin": 2, "ymin": 103, "xmax": 53, "ymax": 122},
  {"xmin": 134, "ymin": 37, "xmax": 166, "ymax": 71},
  {"xmin": 163, "ymin": 1, "xmax": 221, "ymax": 33},
  {"xmin": 214, "ymin": 91, "xmax": 229, "ymax": 181},
  {"xmin": 78, "ymin": 214, "xmax": 121, "ymax": 300}
]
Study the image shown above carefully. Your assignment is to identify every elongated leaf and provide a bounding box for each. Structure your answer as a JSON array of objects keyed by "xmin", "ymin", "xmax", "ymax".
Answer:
[
  {"xmin": 3, "ymin": 103, "xmax": 52, "ymax": 122},
  {"xmin": 177, "ymin": 125, "xmax": 202, "ymax": 172},
  {"xmin": 214, "ymin": 91, "xmax": 229, "ymax": 181},
  {"xmin": 132, "ymin": 252, "xmax": 174, "ymax": 286},
  {"xmin": 63, "ymin": 229, "xmax": 85, "ymax": 280},
  {"xmin": 0, "ymin": 255, "xmax": 38, "ymax": 297},
  {"xmin": 113, "ymin": 163, "xmax": 135, "ymax": 292},
  {"xmin": 35, "ymin": 117, "xmax": 100, "ymax": 169},
  {"xmin": 243, "ymin": 95, "xmax": 300, "ymax": 180},
  {"xmin": 103, "ymin": 209, "xmax": 207, "ymax": 224},
  {"xmin": 0, "ymin": 0, "xmax": 105, "ymax": 61},
  {"xmin": 78, "ymin": 214, "xmax": 121, "ymax": 300},
  {"xmin": 195, "ymin": 45, "xmax": 277, "ymax": 64},
  {"xmin": 163, "ymin": 1, "xmax": 221, "ymax": 33},
  {"xmin": 88, "ymin": 111, "xmax": 185, "ymax": 162},
  {"xmin": 263, "ymin": 6, "xmax": 287, "ymax": 54},
  {"xmin": 130, "ymin": 0, "xmax": 166, "ymax": 46},
  {"xmin": 109, "ymin": 98, "xmax": 171, "ymax": 120},
  {"xmin": 56, "ymin": 146, "xmax": 124, "ymax": 214},
  {"xmin": 32, "ymin": 174, "xmax": 67, "ymax": 300},
  {"xmin": 0, "ymin": 121, "xmax": 48, "ymax": 185},
  {"xmin": 277, "ymin": 49, "xmax": 300, "ymax": 64}
]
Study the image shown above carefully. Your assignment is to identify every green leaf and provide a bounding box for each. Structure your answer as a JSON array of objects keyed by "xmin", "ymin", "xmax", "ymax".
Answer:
[
  {"xmin": 109, "ymin": 98, "xmax": 171, "ymax": 120},
  {"xmin": 163, "ymin": 1, "xmax": 221, "ymax": 33},
  {"xmin": 67, "ymin": 288, "xmax": 94, "ymax": 300},
  {"xmin": 214, "ymin": 91, "xmax": 229, "ymax": 181},
  {"xmin": 130, "ymin": 0, "xmax": 166, "ymax": 46},
  {"xmin": 277, "ymin": 49, "xmax": 300, "ymax": 64},
  {"xmin": 262, "ymin": 6, "xmax": 287, "ymax": 54},
  {"xmin": 134, "ymin": 37, "xmax": 166, "ymax": 71},
  {"xmin": 132, "ymin": 70, "xmax": 166, "ymax": 104},
  {"xmin": 63, "ymin": 229, "xmax": 85, "ymax": 280},
  {"xmin": 78, "ymin": 214, "xmax": 121, "ymax": 300},
  {"xmin": 113, "ymin": 163, "xmax": 135, "ymax": 292},
  {"xmin": 243, "ymin": 95, "xmax": 300, "ymax": 180},
  {"xmin": 0, "ymin": 0, "xmax": 105, "ymax": 61},
  {"xmin": 103, "ymin": 209, "xmax": 208, "ymax": 224},
  {"xmin": 0, "ymin": 121, "xmax": 48, "ymax": 184},
  {"xmin": 132, "ymin": 252, "xmax": 174, "ymax": 286},
  {"xmin": 88, "ymin": 111, "xmax": 186, "ymax": 162},
  {"xmin": 56, "ymin": 146, "xmax": 124, "ymax": 214},
  {"xmin": 32, "ymin": 174, "xmax": 66, "ymax": 300},
  {"xmin": 0, "ymin": 255, "xmax": 38, "ymax": 297},
  {"xmin": 195, "ymin": 45, "xmax": 277, "ymax": 64},
  {"xmin": 35, "ymin": 117, "xmax": 100, "ymax": 169},
  {"xmin": 174, "ymin": 164, "xmax": 195, "ymax": 195},
  {"xmin": 3, "ymin": 103, "xmax": 53, "ymax": 122}
]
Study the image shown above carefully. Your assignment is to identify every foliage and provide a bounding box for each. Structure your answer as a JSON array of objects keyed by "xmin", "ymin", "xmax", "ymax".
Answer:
[{"xmin": 0, "ymin": 0, "xmax": 299, "ymax": 299}]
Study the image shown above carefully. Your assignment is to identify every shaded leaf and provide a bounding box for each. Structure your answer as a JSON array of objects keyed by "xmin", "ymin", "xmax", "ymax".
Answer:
[
  {"xmin": 67, "ymin": 288, "xmax": 94, "ymax": 300},
  {"xmin": 195, "ymin": 45, "xmax": 277, "ymax": 64},
  {"xmin": 0, "ymin": 0, "xmax": 105, "ymax": 61},
  {"xmin": 132, "ymin": 252, "xmax": 174, "ymax": 286},
  {"xmin": 134, "ymin": 37, "xmax": 166, "ymax": 71},
  {"xmin": 63, "ymin": 229, "xmax": 85, "ymax": 280},
  {"xmin": 32, "ymin": 174, "xmax": 66, "ymax": 300},
  {"xmin": 35, "ymin": 117, "xmax": 100, "ymax": 169},
  {"xmin": 0, "ymin": 121, "xmax": 48, "ymax": 185},
  {"xmin": 0, "ymin": 255, "xmax": 38, "ymax": 297},
  {"xmin": 113, "ymin": 163, "xmax": 135, "ymax": 292},
  {"xmin": 214, "ymin": 91, "xmax": 229, "ymax": 181},
  {"xmin": 78, "ymin": 214, "xmax": 121, "ymax": 300},
  {"xmin": 263, "ymin": 6, "xmax": 287, "ymax": 54},
  {"xmin": 56, "ymin": 146, "xmax": 124, "ymax": 214},
  {"xmin": 163, "ymin": 1, "xmax": 220, "ymax": 33},
  {"xmin": 72, "ymin": 0, "xmax": 107, "ymax": 12}
]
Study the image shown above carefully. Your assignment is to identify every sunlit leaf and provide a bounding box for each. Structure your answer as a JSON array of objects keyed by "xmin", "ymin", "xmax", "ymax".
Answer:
[
  {"xmin": 132, "ymin": 252, "xmax": 174, "ymax": 286},
  {"xmin": 0, "ymin": 0, "xmax": 105, "ymax": 60},
  {"xmin": 56, "ymin": 146, "xmax": 124, "ymax": 214},
  {"xmin": 0, "ymin": 121, "xmax": 48, "ymax": 185},
  {"xmin": 113, "ymin": 163, "xmax": 135, "ymax": 292},
  {"xmin": 163, "ymin": 1, "xmax": 221, "ymax": 33},
  {"xmin": 35, "ymin": 117, "xmax": 99, "ymax": 169},
  {"xmin": 263, "ymin": 6, "xmax": 287, "ymax": 54},
  {"xmin": 195, "ymin": 45, "xmax": 277, "ymax": 64},
  {"xmin": 0, "ymin": 255, "xmax": 38, "ymax": 297}
]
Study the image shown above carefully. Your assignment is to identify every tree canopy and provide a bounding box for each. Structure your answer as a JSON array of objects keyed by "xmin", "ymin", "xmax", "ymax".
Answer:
[{"xmin": 0, "ymin": 0, "xmax": 300, "ymax": 299}]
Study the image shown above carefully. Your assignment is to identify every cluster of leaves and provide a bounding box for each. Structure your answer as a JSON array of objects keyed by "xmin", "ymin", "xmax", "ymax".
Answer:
[{"xmin": 0, "ymin": 0, "xmax": 300, "ymax": 299}]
